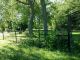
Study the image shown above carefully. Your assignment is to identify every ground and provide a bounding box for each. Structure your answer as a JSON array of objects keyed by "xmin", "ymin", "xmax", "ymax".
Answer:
[{"xmin": 0, "ymin": 32, "xmax": 80, "ymax": 60}]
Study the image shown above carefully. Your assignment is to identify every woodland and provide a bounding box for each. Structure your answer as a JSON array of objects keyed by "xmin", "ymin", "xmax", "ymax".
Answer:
[{"xmin": 0, "ymin": 0, "xmax": 80, "ymax": 60}]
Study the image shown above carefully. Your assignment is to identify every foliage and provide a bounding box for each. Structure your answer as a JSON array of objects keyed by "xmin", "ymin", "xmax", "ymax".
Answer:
[{"xmin": 0, "ymin": 0, "xmax": 80, "ymax": 59}]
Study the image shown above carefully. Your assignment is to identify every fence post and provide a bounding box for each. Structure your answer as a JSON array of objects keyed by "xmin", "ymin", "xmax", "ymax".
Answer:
[
  {"xmin": 15, "ymin": 30, "xmax": 17, "ymax": 43},
  {"xmin": 2, "ymin": 31, "xmax": 4, "ymax": 40},
  {"xmin": 67, "ymin": 14, "xmax": 72, "ymax": 52}
]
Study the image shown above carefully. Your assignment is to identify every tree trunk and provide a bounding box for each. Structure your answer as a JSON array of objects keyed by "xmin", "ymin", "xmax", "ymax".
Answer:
[
  {"xmin": 28, "ymin": 0, "xmax": 35, "ymax": 37},
  {"xmin": 40, "ymin": 0, "xmax": 48, "ymax": 39}
]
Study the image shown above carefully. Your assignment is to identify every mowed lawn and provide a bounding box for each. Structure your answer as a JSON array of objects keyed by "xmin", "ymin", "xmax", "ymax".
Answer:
[{"xmin": 0, "ymin": 31, "xmax": 80, "ymax": 60}]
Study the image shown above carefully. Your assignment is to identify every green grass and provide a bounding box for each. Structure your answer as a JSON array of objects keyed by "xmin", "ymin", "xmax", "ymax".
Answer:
[
  {"xmin": 0, "ymin": 44, "xmax": 80, "ymax": 60},
  {"xmin": 0, "ymin": 31, "xmax": 80, "ymax": 60}
]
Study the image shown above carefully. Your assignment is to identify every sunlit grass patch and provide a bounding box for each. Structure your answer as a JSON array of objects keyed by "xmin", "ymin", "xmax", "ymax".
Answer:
[
  {"xmin": 72, "ymin": 31, "xmax": 80, "ymax": 34},
  {"xmin": 0, "ymin": 40, "xmax": 11, "ymax": 48}
]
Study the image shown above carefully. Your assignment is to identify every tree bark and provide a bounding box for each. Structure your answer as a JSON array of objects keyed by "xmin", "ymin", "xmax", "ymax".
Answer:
[
  {"xmin": 16, "ymin": 0, "xmax": 35, "ymax": 37},
  {"xmin": 28, "ymin": 0, "xmax": 35, "ymax": 37},
  {"xmin": 40, "ymin": 0, "xmax": 48, "ymax": 39}
]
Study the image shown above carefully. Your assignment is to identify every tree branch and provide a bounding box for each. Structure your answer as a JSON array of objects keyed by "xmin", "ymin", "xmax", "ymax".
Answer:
[{"xmin": 16, "ymin": 0, "xmax": 29, "ymax": 5}]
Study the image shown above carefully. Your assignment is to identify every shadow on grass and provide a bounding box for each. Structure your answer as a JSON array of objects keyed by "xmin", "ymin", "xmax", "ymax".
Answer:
[
  {"xmin": 15, "ymin": 34, "xmax": 80, "ymax": 59},
  {"xmin": 1, "ymin": 45, "xmax": 80, "ymax": 60},
  {"xmin": 0, "ymin": 45, "xmax": 48, "ymax": 60},
  {"xmin": 0, "ymin": 43, "xmax": 80, "ymax": 60},
  {"xmin": 0, "ymin": 33, "xmax": 80, "ymax": 60}
]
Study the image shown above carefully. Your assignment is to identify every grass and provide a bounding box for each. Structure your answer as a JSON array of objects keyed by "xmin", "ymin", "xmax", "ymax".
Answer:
[
  {"xmin": 0, "ymin": 44, "xmax": 80, "ymax": 60},
  {"xmin": 0, "ymin": 31, "xmax": 80, "ymax": 60}
]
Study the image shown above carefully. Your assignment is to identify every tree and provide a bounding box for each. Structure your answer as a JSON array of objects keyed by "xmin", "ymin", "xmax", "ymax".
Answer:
[
  {"xmin": 16, "ymin": 0, "xmax": 35, "ymax": 37},
  {"xmin": 40, "ymin": 0, "xmax": 48, "ymax": 39},
  {"xmin": 28, "ymin": 0, "xmax": 35, "ymax": 37}
]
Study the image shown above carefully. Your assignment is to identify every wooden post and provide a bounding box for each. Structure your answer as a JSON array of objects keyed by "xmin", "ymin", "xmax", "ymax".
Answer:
[
  {"xmin": 15, "ymin": 31, "xmax": 17, "ymax": 43},
  {"xmin": 2, "ymin": 32, "xmax": 4, "ymax": 40}
]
